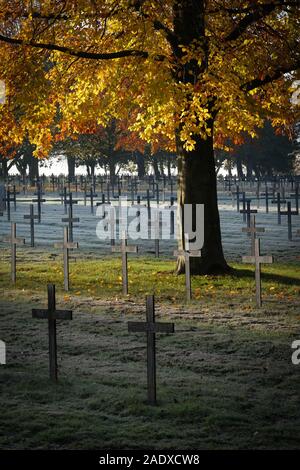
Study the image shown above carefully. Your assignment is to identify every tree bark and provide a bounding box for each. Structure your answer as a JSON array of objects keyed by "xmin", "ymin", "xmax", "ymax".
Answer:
[
  {"xmin": 67, "ymin": 155, "xmax": 75, "ymax": 180},
  {"xmin": 135, "ymin": 151, "xmax": 146, "ymax": 178},
  {"xmin": 28, "ymin": 154, "xmax": 39, "ymax": 184},
  {"xmin": 176, "ymin": 125, "xmax": 230, "ymax": 275},
  {"xmin": 173, "ymin": 0, "xmax": 230, "ymax": 274}
]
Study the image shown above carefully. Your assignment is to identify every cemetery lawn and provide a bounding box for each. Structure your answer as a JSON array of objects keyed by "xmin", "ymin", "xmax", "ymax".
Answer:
[{"xmin": 0, "ymin": 255, "xmax": 300, "ymax": 449}]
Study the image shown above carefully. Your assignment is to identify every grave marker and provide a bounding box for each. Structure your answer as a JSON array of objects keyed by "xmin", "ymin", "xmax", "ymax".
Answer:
[
  {"xmin": 280, "ymin": 201, "xmax": 298, "ymax": 241},
  {"xmin": 242, "ymin": 215, "xmax": 265, "ymax": 256},
  {"xmin": 271, "ymin": 192, "xmax": 286, "ymax": 225},
  {"xmin": 240, "ymin": 200, "xmax": 257, "ymax": 227},
  {"xmin": 242, "ymin": 238, "xmax": 273, "ymax": 307},
  {"xmin": 111, "ymin": 232, "xmax": 138, "ymax": 295},
  {"xmin": 3, "ymin": 222, "xmax": 25, "ymax": 283},
  {"xmin": 128, "ymin": 295, "xmax": 175, "ymax": 405},
  {"xmin": 174, "ymin": 234, "xmax": 201, "ymax": 301},
  {"xmin": 54, "ymin": 227, "xmax": 79, "ymax": 291},
  {"xmin": 32, "ymin": 284, "xmax": 72, "ymax": 382},
  {"xmin": 24, "ymin": 204, "xmax": 39, "ymax": 247}
]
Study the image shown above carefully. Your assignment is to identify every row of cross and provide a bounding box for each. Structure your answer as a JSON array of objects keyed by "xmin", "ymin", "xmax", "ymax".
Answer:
[
  {"xmin": 4, "ymin": 216, "xmax": 296, "ymax": 308},
  {"xmin": 32, "ymin": 286, "xmax": 173, "ymax": 406}
]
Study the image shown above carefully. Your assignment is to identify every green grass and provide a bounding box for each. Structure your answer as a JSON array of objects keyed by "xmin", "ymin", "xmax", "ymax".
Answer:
[
  {"xmin": 0, "ymin": 255, "xmax": 299, "ymax": 305},
  {"xmin": 1, "ymin": 256, "xmax": 300, "ymax": 449}
]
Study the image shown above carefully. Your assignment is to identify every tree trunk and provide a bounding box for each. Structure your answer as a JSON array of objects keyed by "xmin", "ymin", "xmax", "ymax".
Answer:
[
  {"xmin": 236, "ymin": 158, "xmax": 244, "ymax": 179},
  {"xmin": 135, "ymin": 151, "xmax": 146, "ymax": 178},
  {"xmin": 152, "ymin": 155, "xmax": 160, "ymax": 179},
  {"xmin": 0, "ymin": 157, "xmax": 8, "ymax": 179},
  {"xmin": 176, "ymin": 127, "xmax": 230, "ymax": 275},
  {"xmin": 109, "ymin": 160, "xmax": 116, "ymax": 185},
  {"xmin": 28, "ymin": 155, "xmax": 39, "ymax": 184},
  {"xmin": 67, "ymin": 156, "xmax": 76, "ymax": 180},
  {"xmin": 173, "ymin": 0, "xmax": 230, "ymax": 275}
]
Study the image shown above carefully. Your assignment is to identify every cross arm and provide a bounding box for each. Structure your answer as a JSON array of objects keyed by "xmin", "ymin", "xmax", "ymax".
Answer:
[{"xmin": 32, "ymin": 308, "xmax": 73, "ymax": 320}]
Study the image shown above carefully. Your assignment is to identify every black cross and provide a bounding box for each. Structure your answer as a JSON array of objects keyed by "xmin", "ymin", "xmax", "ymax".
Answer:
[
  {"xmin": 128, "ymin": 295, "xmax": 175, "ymax": 405},
  {"xmin": 10, "ymin": 185, "xmax": 19, "ymax": 211},
  {"xmin": 240, "ymin": 200, "xmax": 257, "ymax": 227},
  {"xmin": 32, "ymin": 187, "xmax": 46, "ymax": 223},
  {"xmin": 32, "ymin": 284, "xmax": 72, "ymax": 382},
  {"xmin": 59, "ymin": 187, "xmax": 68, "ymax": 214},
  {"xmin": 232, "ymin": 185, "xmax": 241, "ymax": 212},
  {"xmin": 3, "ymin": 222, "xmax": 25, "ymax": 283},
  {"xmin": 111, "ymin": 232, "xmax": 138, "ymax": 295},
  {"xmin": 54, "ymin": 227, "xmax": 79, "ymax": 291},
  {"xmin": 87, "ymin": 187, "xmax": 97, "ymax": 214},
  {"xmin": 280, "ymin": 201, "xmax": 298, "ymax": 241},
  {"xmin": 271, "ymin": 192, "xmax": 286, "ymax": 225},
  {"xmin": 3, "ymin": 189, "xmax": 12, "ymax": 221},
  {"xmin": 24, "ymin": 204, "xmax": 39, "ymax": 247},
  {"xmin": 242, "ymin": 238, "xmax": 273, "ymax": 308},
  {"xmin": 289, "ymin": 186, "xmax": 299, "ymax": 215},
  {"xmin": 62, "ymin": 193, "xmax": 80, "ymax": 242}
]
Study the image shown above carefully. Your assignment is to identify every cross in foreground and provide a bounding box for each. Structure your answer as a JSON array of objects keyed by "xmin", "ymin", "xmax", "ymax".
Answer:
[
  {"xmin": 32, "ymin": 284, "xmax": 73, "ymax": 382},
  {"xmin": 3, "ymin": 222, "xmax": 25, "ymax": 283},
  {"xmin": 128, "ymin": 295, "xmax": 175, "ymax": 405},
  {"xmin": 174, "ymin": 234, "xmax": 201, "ymax": 301},
  {"xmin": 54, "ymin": 227, "xmax": 79, "ymax": 291},
  {"xmin": 242, "ymin": 238, "xmax": 273, "ymax": 308},
  {"xmin": 111, "ymin": 232, "xmax": 138, "ymax": 295}
]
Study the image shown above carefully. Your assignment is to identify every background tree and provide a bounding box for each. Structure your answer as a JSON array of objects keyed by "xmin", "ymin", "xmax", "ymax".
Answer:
[{"xmin": 0, "ymin": 0, "xmax": 299, "ymax": 273}]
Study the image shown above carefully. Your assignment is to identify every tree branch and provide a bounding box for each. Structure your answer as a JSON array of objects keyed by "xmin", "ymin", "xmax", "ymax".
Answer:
[
  {"xmin": 241, "ymin": 59, "xmax": 300, "ymax": 92},
  {"xmin": 225, "ymin": 1, "xmax": 298, "ymax": 42},
  {"xmin": 0, "ymin": 33, "xmax": 164, "ymax": 60}
]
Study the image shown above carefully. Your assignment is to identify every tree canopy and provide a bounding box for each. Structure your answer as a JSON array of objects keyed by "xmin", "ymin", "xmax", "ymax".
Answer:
[{"xmin": 0, "ymin": 0, "xmax": 299, "ymax": 157}]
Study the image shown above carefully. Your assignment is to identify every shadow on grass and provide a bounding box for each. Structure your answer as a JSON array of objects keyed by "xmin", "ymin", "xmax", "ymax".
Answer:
[{"xmin": 231, "ymin": 267, "xmax": 300, "ymax": 286}]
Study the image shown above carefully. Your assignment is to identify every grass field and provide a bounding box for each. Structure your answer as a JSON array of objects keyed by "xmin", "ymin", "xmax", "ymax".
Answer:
[{"xmin": 1, "ymin": 255, "xmax": 300, "ymax": 449}]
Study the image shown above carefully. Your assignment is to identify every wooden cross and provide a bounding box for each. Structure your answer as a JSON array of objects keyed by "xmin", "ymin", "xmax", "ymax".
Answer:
[
  {"xmin": 271, "ymin": 192, "xmax": 286, "ymax": 225},
  {"xmin": 3, "ymin": 188, "xmax": 12, "ymax": 221},
  {"xmin": 232, "ymin": 185, "xmax": 240, "ymax": 212},
  {"xmin": 240, "ymin": 200, "xmax": 257, "ymax": 227},
  {"xmin": 279, "ymin": 201, "xmax": 298, "ymax": 241},
  {"xmin": 24, "ymin": 204, "xmax": 39, "ymax": 247},
  {"xmin": 152, "ymin": 209, "xmax": 160, "ymax": 258},
  {"xmin": 242, "ymin": 215, "xmax": 265, "ymax": 256},
  {"xmin": 111, "ymin": 232, "xmax": 138, "ymax": 295},
  {"xmin": 54, "ymin": 227, "xmax": 79, "ymax": 291},
  {"xmin": 61, "ymin": 193, "xmax": 80, "ymax": 242},
  {"xmin": 3, "ymin": 222, "xmax": 25, "ymax": 283},
  {"xmin": 87, "ymin": 186, "xmax": 97, "ymax": 214},
  {"xmin": 11, "ymin": 185, "xmax": 19, "ymax": 211},
  {"xmin": 290, "ymin": 186, "xmax": 299, "ymax": 215},
  {"xmin": 239, "ymin": 192, "xmax": 251, "ymax": 222},
  {"xmin": 59, "ymin": 186, "xmax": 68, "ymax": 213},
  {"xmin": 174, "ymin": 234, "xmax": 201, "ymax": 301},
  {"xmin": 128, "ymin": 295, "xmax": 175, "ymax": 405},
  {"xmin": 32, "ymin": 284, "xmax": 72, "ymax": 382},
  {"xmin": 32, "ymin": 187, "xmax": 46, "ymax": 223},
  {"xmin": 242, "ymin": 238, "xmax": 273, "ymax": 308}
]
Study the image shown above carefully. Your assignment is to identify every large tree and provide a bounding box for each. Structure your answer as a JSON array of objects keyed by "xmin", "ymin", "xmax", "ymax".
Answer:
[{"xmin": 0, "ymin": 0, "xmax": 299, "ymax": 273}]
